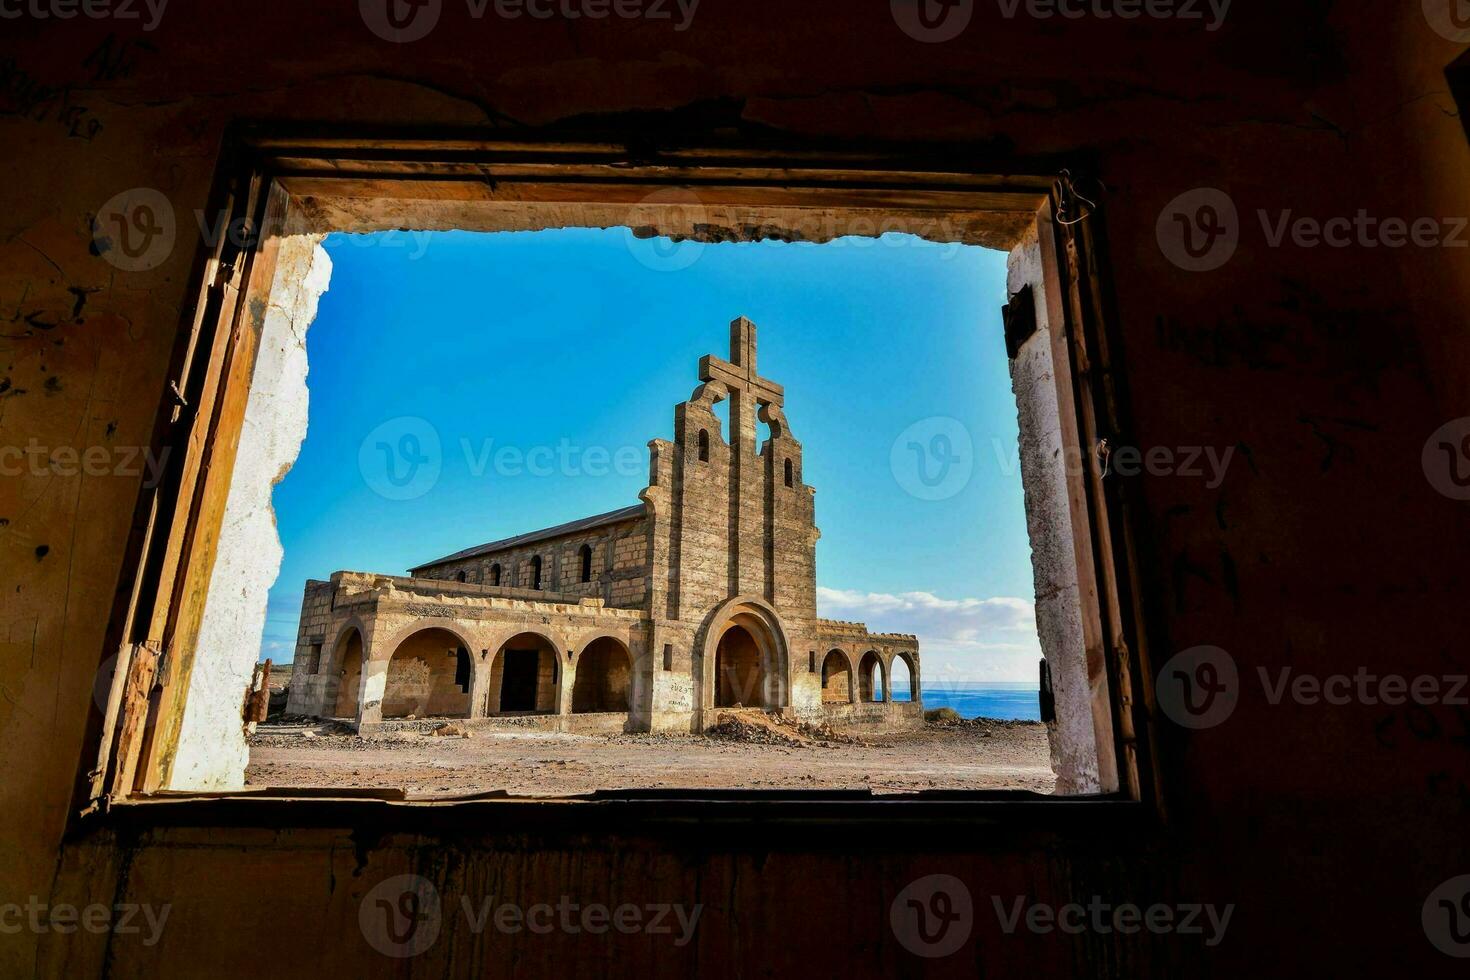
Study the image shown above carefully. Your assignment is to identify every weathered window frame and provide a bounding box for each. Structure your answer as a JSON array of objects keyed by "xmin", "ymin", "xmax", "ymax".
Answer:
[{"xmin": 74, "ymin": 129, "xmax": 1163, "ymax": 820}]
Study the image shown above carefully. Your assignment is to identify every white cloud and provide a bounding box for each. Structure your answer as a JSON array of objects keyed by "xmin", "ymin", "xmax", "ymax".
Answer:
[{"xmin": 816, "ymin": 587, "xmax": 1041, "ymax": 682}]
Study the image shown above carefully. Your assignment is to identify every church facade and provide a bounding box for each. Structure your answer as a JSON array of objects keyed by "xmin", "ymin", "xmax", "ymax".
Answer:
[{"xmin": 285, "ymin": 318, "xmax": 922, "ymax": 732}]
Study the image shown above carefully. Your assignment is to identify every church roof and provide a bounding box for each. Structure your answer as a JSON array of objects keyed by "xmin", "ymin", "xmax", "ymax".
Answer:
[{"xmin": 409, "ymin": 503, "xmax": 648, "ymax": 573}]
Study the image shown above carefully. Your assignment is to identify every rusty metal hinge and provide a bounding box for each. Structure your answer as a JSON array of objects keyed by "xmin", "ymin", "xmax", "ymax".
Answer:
[{"xmin": 153, "ymin": 641, "xmax": 172, "ymax": 689}]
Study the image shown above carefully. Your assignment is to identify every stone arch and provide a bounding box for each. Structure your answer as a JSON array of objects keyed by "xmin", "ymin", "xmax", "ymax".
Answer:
[
  {"xmin": 328, "ymin": 622, "xmax": 367, "ymax": 718},
  {"xmin": 821, "ymin": 649, "xmax": 854, "ymax": 704},
  {"xmin": 859, "ymin": 650, "xmax": 887, "ymax": 703},
  {"xmin": 380, "ymin": 623, "xmax": 477, "ymax": 719},
  {"xmin": 889, "ymin": 651, "xmax": 919, "ymax": 702},
  {"xmin": 571, "ymin": 635, "xmax": 633, "ymax": 713},
  {"xmin": 487, "ymin": 629, "xmax": 563, "ymax": 715},
  {"xmin": 697, "ymin": 595, "xmax": 791, "ymax": 719}
]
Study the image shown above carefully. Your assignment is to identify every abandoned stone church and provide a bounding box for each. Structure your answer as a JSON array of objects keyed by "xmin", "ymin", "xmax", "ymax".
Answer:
[{"xmin": 285, "ymin": 318, "xmax": 921, "ymax": 732}]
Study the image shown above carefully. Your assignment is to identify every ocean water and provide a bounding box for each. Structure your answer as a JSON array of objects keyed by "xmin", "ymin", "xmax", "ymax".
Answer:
[{"xmin": 914, "ymin": 683, "xmax": 1041, "ymax": 722}]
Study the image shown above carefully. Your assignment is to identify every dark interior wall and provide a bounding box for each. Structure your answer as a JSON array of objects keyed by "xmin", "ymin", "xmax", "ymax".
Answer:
[{"xmin": 2, "ymin": 2, "xmax": 1468, "ymax": 976}]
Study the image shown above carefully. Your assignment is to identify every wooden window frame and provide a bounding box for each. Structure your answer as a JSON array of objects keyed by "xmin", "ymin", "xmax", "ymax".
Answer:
[{"xmin": 74, "ymin": 128, "xmax": 1164, "ymax": 823}]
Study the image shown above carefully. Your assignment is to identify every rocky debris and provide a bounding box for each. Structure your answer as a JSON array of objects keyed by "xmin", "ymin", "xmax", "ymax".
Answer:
[
  {"xmin": 703, "ymin": 709, "xmax": 877, "ymax": 748},
  {"xmin": 705, "ymin": 710, "xmax": 807, "ymax": 746},
  {"xmin": 925, "ymin": 712, "xmax": 1038, "ymax": 737},
  {"xmin": 432, "ymin": 723, "xmax": 473, "ymax": 738}
]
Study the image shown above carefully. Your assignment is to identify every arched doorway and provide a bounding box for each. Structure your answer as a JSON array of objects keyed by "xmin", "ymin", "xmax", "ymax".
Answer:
[
  {"xmin": 382, "ymin": 627, "xmax": 473, "ymax": 718},
  {"xmin": 698, "ymin": 596, "xmax": 791, "ymax": 723},
  {"xmin": 715, "ymin": 624, "xmax": 765, "ymax": 708},
  {"xmin": 489, "ymin": 632, "xmax": 559, "ymax": 714},
  {"xmin": 889, "ymin": 653, "xmax": 917, "ymax": 702},
  {"xmin": 572, "ymin": 637, "xmax": 632, "ymax": 713},
  {"xmin": 331, "ymin": 627, "xmax": 363, "ymax": 718},
  {"xmin": 859, "ymin": 650, "xmax": 886, "ymax": 702},
  {"xmin": 821, "ymin": 650, "xmax": 852, "ymax": 703}
]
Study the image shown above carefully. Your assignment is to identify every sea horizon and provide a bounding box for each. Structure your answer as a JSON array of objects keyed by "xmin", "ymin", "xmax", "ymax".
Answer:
[{"xmin": 913, "ymin": 681, "xmax": 1042, "ymax": 722}]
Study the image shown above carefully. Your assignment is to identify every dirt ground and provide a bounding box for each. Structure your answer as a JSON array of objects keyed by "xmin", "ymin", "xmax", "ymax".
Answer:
[{"xmin": 246, "ymin": 714, "xmax": 1055, "ymax": 797}]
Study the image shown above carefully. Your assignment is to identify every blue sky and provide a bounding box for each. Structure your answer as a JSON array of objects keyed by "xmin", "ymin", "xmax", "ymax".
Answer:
[{"xmin": 260, "ymin": 227, "xmax": 1041, "ymax": 681}]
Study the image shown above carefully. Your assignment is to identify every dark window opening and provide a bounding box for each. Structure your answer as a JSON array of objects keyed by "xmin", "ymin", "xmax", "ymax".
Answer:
[
  {"xmin": 697, "ymin": 428, "xmax": 710, "ymax": 462},
  {"xmin": 490, "ymin": 563, "xmax": 501, "ymax": 586},
  {"xmin": 579, "ymin": 543, "xmax": 593, "ymax": 583},
  {"xmin": 785, "ymin": 458, "xmax": 794, "ymax": 487},
  {"xmin": 456, "ymin": 570, "xmax": 466, "ymax": 583},
  {"xmin": 531, "ymin": 555, "xmax": 542, "ymax": 590},
  {"xmin": 454, "ymin": 647, "xmax": 471, "ymax": 692},
  {"xmin": 808, "ymin": 650, "xmax": 816, "ymax": 672},
  {"xmin": 499, "ymin": 650, "xmax": 539, "ymax": 712},
  {"xmin": 662, "ymin": 643, "xmax": 674, "ymax": 671}
]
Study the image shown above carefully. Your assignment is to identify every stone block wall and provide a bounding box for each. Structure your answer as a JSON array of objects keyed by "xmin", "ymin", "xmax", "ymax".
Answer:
[
  {"xmin": 415, "ymin": 517, "xmax": 651, "ymax": 610},
  {"xmin": 283, "ymin": 580, "xmax": 337, "ymax": 716}
]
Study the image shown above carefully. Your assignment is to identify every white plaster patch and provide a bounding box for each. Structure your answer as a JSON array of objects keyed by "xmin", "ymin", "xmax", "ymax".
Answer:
[{"xmin": 168, "ymin": 237, "xmax": 332, "ymax": 791}]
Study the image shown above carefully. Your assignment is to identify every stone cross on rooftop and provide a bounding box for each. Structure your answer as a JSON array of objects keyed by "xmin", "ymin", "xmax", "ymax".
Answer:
[{"xmin": 698, "ymin": 316, "xmax": 784, "ymax": 407}]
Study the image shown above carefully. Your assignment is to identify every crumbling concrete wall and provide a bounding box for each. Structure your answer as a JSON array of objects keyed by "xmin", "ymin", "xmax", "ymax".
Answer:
[
  {"xmin": 168, "ymin": 237, "xmax": 330, "ymax": 791},
  {"xmin": 1007, "ymin": 228, "xmax": 1100, "ymax": 796}
]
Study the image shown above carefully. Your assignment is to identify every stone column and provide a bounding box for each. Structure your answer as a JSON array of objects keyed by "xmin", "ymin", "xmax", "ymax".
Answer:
[
  {"xmin": 357, "ymin": 648, "xmax": 388, "ymax": 731},
  {"xmin": 469, "ymin": 646, "xmax": 491, "ymax": 719}
]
